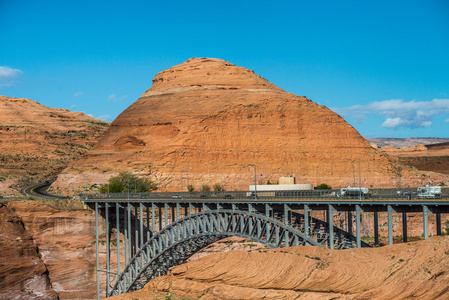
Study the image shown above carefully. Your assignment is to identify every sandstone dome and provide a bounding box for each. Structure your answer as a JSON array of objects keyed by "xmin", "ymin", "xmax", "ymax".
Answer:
[{"xmin": 57, "ymin": 57, "xmax": 417, "ymax": 191}]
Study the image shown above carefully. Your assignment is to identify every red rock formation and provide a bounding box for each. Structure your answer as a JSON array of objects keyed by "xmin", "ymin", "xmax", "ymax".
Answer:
[
  {"xmin": 7, "ymin": 200, "xmax": 105, "ymax": 299},
  {"xmin": 55, "ymin": 58, "xmax": 439, "ymax": 193},
  {"xmin": 0, "ymin": 96, "xmax": 109, "ymax": 196},
  {"xmin": 107, "ymin": 236, "xmax": 449, "ymax": 300},
  {"xmin": 0, "ymin": 202, "xmax": 57, "ymax": 299}
]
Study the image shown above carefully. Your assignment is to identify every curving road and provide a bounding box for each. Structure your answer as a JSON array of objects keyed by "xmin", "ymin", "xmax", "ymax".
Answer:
[{"xmin": 23, "ymin": 181, "xmax": 66, "ymax": 199}]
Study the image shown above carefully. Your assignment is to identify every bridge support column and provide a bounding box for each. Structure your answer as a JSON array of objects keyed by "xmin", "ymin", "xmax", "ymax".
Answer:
[
  {"xmin": 95, "ymin": 202, "xmax": 100, "ymax": 300},
  {"xmin": 423, "ymin": 205, "xmax": 430, "ymax": 239},
  {"xmin": 402, "ymin": 212, "xmax": 407, "ymax": 243},
  {"xmin": 328, "ymin": 205, "xmax": 335, "ymax": 249},
  {"xmin": 304, "ymin": 204, "xmax": 310, "ymax": 241},
  {"xmin": 124, "ymin": 205, "xmax": 129, "ymax": 263},
  {"xmin": 347, "ymin": 211, "xmax": 352, "ymax": 235},
  {"xmin": 127, "ymin": 204, "xmax": 132, "ymax": 257},
  {"xmin": 106, "ymin": 203, "xmax": 110, "ymax": 296},
  {"xmin": 284, "ymin": 204, "xmax": 291, "ymax": 226},
  {"xmin": 265, "ymin": 204, "xmax": 272, "ymax": 218},
  {"xmin": 387, "ymin": 205, "xmax": 396, "ymax": 245},
  {"xmin": 164, "ymin": 203, "xmax": 169, "ymax": 228},
  {"xmin": 356, "ymin": 205, "xmax": 362, "ymax": 248},
  {"xmin": 436, "ymin": 213, "xmax": 442, "ymax": 236},
  {"xmin": 176, "ymin": 203, "xmax": 181, "ymax": 219},
  {"xmin": 374, "ymin": 211, "xmax": 379, "ymax": 247},
  {"xmin": 116, "ymin": 203, "xmax": 121, "ymax": 280},
  {"xmin": 134, "ymin": 206, "xmax": 139, "ymax": 252},
  {"xmin": 158, "ymin": 206, "xmax": 162, "ymax": 232},
  {"xmin": 151, "ymin": 204, "xmax": 155, "ymax": 235}
]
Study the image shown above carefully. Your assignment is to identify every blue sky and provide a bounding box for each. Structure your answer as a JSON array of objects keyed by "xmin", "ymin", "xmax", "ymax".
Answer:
[{"xmin": 1, "ymin": 0, "xmax": 448, "ymax": 138}]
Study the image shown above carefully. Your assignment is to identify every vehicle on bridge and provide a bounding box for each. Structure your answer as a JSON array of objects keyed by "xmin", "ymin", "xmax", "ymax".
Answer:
[
  {"xmin": 417, "ymin": 185, "xmax": 442, "ymax": 199},
  {"xmin": 336, "ymin": 186, "xmax": 371, "ymax": 199}
]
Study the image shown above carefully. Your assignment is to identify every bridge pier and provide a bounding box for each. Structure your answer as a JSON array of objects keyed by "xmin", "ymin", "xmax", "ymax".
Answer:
[
  {"xmin": 423, "ymin": 205, "xmax": 430, "ymax": 239},
  {"xmin": 387, "ymin": 205, "xmax": 395, "ymax": 245},
  {"xmin": 402, "ymin": 212, "xmax": 407, "ymax": 243},
  {"xmin": 328, "ymin": 205, "xmax": 335, "ymax": 249},
  {"xmin": 356, "ymin": 205, "xmax": 362, "ymax": 248},
  {"xmin": 374, "ymin": 211, "xmax": 379, "ymax": 247},
  {"xmin": 436, "ymin": 213, "xmax": 442, "ymax": 236},
  {"xmin": 347, "ymin": 211, "xmax": 352, "ymax": 235}
]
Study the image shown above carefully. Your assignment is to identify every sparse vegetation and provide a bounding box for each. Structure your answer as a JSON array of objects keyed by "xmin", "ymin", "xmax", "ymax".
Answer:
[
  {"xmin": 201, "ymin": 184, "xmax": 211, "ymax": 192},
  {"xmin": 315, "ymin": 183, "xmax": 332, "ymax": 189},
  {"xmin": 213, "ymin": 183, "xmax": 223, "ymax": 191},
  {"xmin": 99, "ymin": 172, "xmax": 157, "ymax": 193}
]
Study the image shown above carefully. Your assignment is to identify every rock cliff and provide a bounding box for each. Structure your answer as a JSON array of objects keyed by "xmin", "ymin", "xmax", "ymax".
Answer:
[
  {"xmin": 0, "ymin": 96, "xmax": 109, "ymax": 196},
  {"xmin": 0, "ymin": 202, "xmax": 58, "ymax": 299},
  {"xmin": 55, "ymin": 58, "xmax": 436, "ymax": 192}
]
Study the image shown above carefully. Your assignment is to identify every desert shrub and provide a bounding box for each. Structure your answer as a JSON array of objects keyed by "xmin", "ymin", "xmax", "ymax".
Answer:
[
  {"xmin": 315, "ymin": 183, "xmax": 332, "ymax": 189},
  {"xmin": 99, "ymin": 172, "xmax": 157, "ymax": 193},
  {"xmin": 213, "ymin": 183, "xmax": 223, "ymax": 191}
]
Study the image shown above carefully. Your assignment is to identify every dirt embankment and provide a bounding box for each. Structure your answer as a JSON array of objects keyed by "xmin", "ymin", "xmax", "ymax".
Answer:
[{"xmin": 108, "ymin": 236, "xmax": 449, "ymax": 300}]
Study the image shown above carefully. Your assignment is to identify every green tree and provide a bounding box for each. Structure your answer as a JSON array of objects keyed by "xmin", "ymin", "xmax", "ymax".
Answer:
[
  {"xmin": 188, "ymin": 184, "xmax": 195, "ymax": 192},
  {"xmin": 202, "ymin": 184, "xmax": 211, "ymax": 192},
  {"xmin": 99, "ymin": 172, "xmax": 157, "ymax": 193},
  {"xmin": 315, "ymin": 183, "xmax": 332, "ymax": 190}
]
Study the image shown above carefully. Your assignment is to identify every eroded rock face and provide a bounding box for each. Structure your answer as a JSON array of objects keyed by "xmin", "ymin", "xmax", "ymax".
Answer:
[
  {"xmin": 7, "ymin": 201, "xmax": 103, "ymax": 299},
  {"xmin": 0, "ymin": 202, "xmax": 58, "ymax": 299},
  {"xmin": 55, "ymin": 57, "xmax": 436, "ymax": 192},
  {"xmin": 107, "ymin": 236, "xmax": 449, "ymax": 300},
  {"xmin": 0, "ymin": 96, "xmax": 109, "ymax": 196}
]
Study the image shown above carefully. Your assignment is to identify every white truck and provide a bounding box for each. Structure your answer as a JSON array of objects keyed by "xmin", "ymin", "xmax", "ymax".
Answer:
[
  {"xmin": 337, "ymin": 186, "xmax": 371, "ymax": 199},
  {"xmin": 417, "ymin": 185, "xmax": 442, "ymax": 199}
]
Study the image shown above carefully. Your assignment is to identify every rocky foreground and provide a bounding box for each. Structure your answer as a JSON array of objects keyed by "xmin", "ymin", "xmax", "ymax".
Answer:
[{"xmin": 108, "ymin": 236, "xmax": 449, "ymax": 300}]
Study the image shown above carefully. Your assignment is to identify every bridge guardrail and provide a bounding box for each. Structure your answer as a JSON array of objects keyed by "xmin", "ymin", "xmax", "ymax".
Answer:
[{"xmin": 82, "ymin": 187, "xmax": 449, "ymax": 201}]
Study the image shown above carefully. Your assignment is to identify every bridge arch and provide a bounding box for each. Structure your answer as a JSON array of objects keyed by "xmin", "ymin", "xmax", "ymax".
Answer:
[{"xmin": 109, "ymin": 208, "xmax": 369, "ymax": 296}]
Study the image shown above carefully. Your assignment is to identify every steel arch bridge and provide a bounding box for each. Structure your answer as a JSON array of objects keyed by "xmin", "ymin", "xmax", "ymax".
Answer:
[
  {"xmin": 89, "ymin": 201, "xmax": 369, "ymax": 297},
  {"xmin": 87, "ymin": 198, "xmax": 449, "ymax": 299}
]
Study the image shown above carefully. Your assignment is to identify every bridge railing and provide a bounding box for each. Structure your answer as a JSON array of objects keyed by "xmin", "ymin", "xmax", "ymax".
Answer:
[{"xmin": 82, "ymin": 187, "xmax": 449, "ymax": 201}]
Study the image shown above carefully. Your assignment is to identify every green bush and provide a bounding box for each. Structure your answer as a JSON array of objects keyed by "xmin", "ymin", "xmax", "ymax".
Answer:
[
  {"xmin": 99, "ymin": 172, "xmax": 157, "ymax": 193},
  {"xmin": 315, "ymin": 183, "xmax": 332, "ymax": 189}
]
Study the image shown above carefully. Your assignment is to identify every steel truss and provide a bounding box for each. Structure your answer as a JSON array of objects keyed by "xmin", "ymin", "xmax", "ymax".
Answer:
[{"xmin": 109, "ymin": 208, "xmax": 366, "ymax": 296}]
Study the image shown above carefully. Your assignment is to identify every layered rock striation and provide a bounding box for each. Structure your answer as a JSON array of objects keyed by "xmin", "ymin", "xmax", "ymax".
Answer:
[
  {"xmin": 0, "ymin": 96, "xmax": 109, "ymax": 196},
  {"xmin": 0, "ymin": 202, "xmax": 58, "ymax": 299},
  {"xmin": 56, "ymin": 58, "xmax": 442, "ymax": 192},
  {"xmin": 108, "ymin": 236, "xmax": 449, "ymax": 300}
]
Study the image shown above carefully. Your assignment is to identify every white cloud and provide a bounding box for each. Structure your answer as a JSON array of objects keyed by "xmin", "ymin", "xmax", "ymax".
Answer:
[
  {"xmin": 0, "ymin": 66, "xmax": 23, "ymax": 88},
  {"xmin": 73, "ymin": 91, "xmax": 85, "ymax": 97},
  {"xmin": 97, "ymin": 115, "xmax": 113, "ymax": 122},
  {"xmin": 446, "ymin": 118, "xmax": 449, "ymax": 123},
  {"xmin": 333, "ymin": 99, "xmax": 449, "ymax": 130},
  {"xmin": 108, "ymin": 94, "xmax": 128, "ymax": 102}
]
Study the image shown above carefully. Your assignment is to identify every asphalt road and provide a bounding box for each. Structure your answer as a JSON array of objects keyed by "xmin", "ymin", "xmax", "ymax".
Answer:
[{"xmin": 23, "ymin": 181, "xmax": 65, "ymax": 199}]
